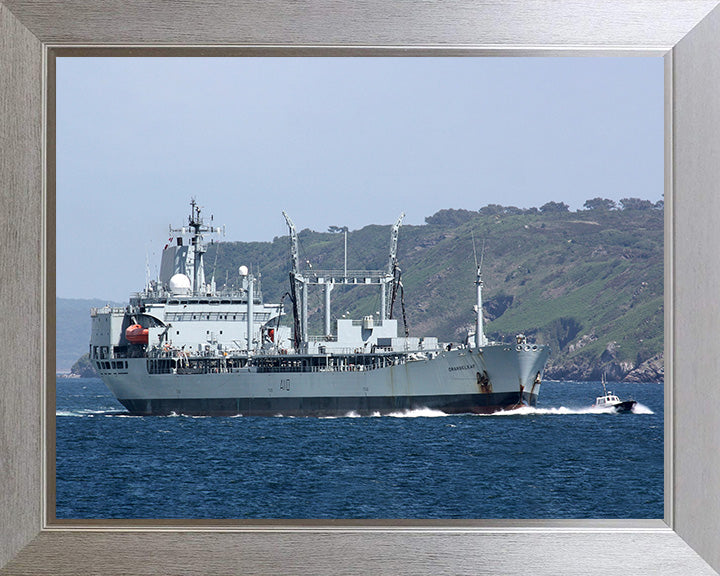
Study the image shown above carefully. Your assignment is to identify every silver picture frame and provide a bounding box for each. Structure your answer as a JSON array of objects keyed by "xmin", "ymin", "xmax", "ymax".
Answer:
[{"xmin": 2, "ymin": 1, "xmax": 719, "ymax": 574}]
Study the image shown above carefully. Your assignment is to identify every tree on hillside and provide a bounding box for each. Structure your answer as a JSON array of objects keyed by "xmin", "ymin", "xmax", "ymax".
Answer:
[
  {"xmin": 478, "ymin": 204, "xmax": 528, "ymax": 216},
  {"xmin": 328, "ymin": 225, "xmax": 349, "ymax": 234},
  {"xmin": 478, "ymin": 204, "xmax": 505, "ymax": 216},
  {"xmin": 540, "ymin": 201, "xmax": 570, "ymax": 213},
  {"xmin": 503, "ymin": 206, "xmax": 524, "ymax": 215},
  {"xmin": 583, "ymin": 197, "xmax": 617, "ymax": 211},
  {"xmin": 620, "ymin": 197, "xmax": 654, "ymax": 210},
  {"xmin": 424, "ymin": 209, "xmax": 476, "ymax": 226}
]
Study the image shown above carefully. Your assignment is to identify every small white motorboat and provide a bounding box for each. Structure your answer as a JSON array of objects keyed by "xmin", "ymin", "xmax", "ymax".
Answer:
[{"xmin": 592, "ymin": 373, "xmax": 637, "ymax": 413}]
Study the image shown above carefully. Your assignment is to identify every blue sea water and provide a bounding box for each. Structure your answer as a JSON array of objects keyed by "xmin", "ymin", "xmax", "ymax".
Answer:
[{"xmin": 55, "ymin": 378, "xmax": 663, "ymax": 519}]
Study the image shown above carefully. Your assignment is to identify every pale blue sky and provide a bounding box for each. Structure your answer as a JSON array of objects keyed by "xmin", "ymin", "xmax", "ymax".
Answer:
[{"xmin": 57, "ymin": 57, "xmax": 663, "ymax": 301}]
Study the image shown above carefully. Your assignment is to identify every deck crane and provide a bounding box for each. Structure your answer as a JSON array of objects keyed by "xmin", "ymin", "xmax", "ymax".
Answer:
[
  {"xmin": 386, "ymin": 213, "xmax": 408, "ymax": 334},
  {"xmin": 282, "ymin": 211, "xmax": 305, "ymax": 348}
]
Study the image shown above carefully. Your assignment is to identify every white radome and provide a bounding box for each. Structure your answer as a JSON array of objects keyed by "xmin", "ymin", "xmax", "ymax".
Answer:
[
  {"xmin": 168, "ymin": 273, "xmax": 192, "ymax": 295},
  {"xmin": 238, "ymin": 265, "xmax": 249, "ymax": 276}
]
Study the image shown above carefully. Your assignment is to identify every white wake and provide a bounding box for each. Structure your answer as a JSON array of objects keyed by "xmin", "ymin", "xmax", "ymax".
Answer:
[
  {"xmin": 484, "ymin": 403, "xmax": 654, "ymax": 416},
  {"xmin": 56, "ymin": 409, "xmax": 128, "ymax": 417},
  {"xmin": 386, "ymin": 408, "xmax": 448, "ymax": 418}
]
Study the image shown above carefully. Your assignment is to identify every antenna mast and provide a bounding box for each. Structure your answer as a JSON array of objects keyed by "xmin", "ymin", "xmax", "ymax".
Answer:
[
  {"xmin": 169, "ymin": 198, "xmax": 224, "ymax": 295},
  {"xmin": 473, "ymin": 233, "xmax": 488, "ymax": 349},
  {"xmin": 145, "ymin": 248, "xmax": 151, "ymax": 292}
]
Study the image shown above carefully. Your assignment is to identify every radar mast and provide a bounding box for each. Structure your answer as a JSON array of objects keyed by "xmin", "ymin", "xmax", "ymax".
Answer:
[{"xmin": 170, "ymin": 198, "xmax": 224, "ymax": 295}]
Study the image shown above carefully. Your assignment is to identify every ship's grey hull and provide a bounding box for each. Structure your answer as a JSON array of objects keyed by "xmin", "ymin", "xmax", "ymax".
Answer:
[
  {"xmin": 118, "ymin": 390, "xmax": 537, "ymax": 417},
  {"xmin": 100, "ymin": 344, "xmax": 549, "ymax": 417}
]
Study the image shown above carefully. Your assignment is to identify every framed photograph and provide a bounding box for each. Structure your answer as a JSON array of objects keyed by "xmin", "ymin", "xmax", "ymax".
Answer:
[
  {"xmin": 2, "ymin": 1, "xmax": 720, "ymax": 574},
  {"xmin": 52, "ymin": 55, "xmax": 665, "ymax": 522}
]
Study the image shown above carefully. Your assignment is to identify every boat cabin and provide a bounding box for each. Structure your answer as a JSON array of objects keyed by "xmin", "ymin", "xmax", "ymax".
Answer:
[{"xmin": 595, "ymin": 393, "xmax": 621, "ymax": 406}]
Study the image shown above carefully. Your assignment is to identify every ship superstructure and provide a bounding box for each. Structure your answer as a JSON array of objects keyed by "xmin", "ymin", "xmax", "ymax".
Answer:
[
  {"xmin": 90, "ymin": 200, "xmax": 549, "ymax": 416},
  {"xmin": 90, "ymin": 200, "xmax": 286, "ymax": 366}
]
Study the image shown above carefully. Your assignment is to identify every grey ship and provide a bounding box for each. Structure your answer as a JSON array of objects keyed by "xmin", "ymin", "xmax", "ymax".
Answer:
[{"xmin": 90, "ymin": 200, "xmax": 549, "ymax": 416}]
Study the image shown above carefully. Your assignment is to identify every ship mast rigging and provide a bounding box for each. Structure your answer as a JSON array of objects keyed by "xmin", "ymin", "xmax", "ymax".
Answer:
[
  {"xmin": 169, "ymin": 198, "xmax": 224, "ymax": 295},
  {"xmin": 282, "ymin": 212, "xmax": 407, "ymax": 350}
]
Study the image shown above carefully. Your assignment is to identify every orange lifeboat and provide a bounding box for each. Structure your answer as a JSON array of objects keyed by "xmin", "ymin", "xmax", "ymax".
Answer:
[{"xmin": 125, "ymin": 324, "xmax": 149, "ymax": 344}]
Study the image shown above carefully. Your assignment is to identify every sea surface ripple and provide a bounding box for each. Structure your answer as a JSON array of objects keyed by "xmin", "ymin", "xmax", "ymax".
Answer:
[{"xmin": 56, "ymin": 378, "xmax": 663, "ymax": 519}]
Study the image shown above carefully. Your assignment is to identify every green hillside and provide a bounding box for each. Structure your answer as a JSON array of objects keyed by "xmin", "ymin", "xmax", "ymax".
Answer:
[{"xmin": 205, "ymin": 200, "xmax": 663, "ymax": 382}]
